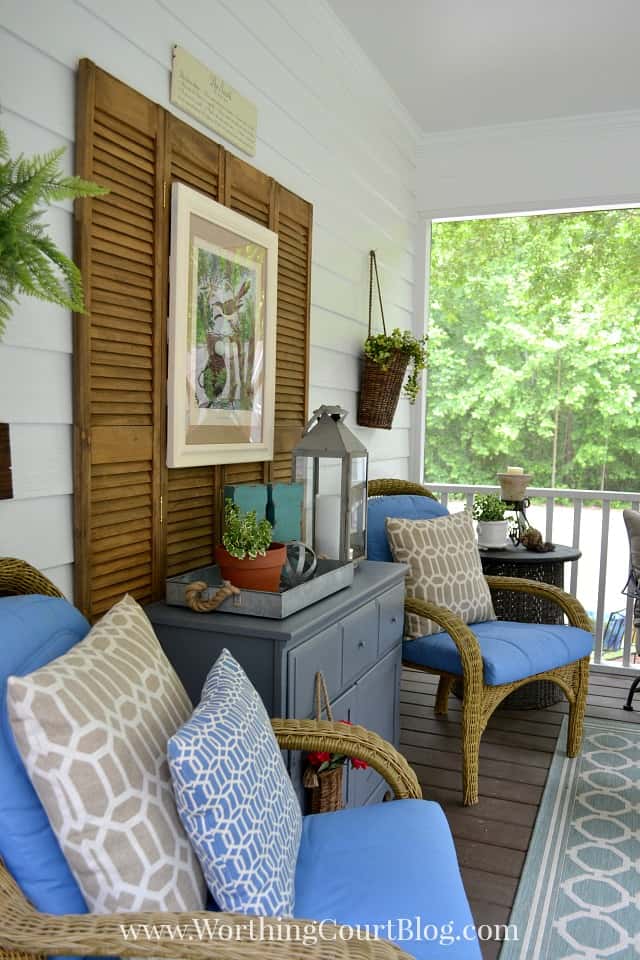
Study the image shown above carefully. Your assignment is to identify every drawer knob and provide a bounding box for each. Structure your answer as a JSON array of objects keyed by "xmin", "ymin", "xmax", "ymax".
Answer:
[
  {"xmin": 391, "ymin": 616, "xmax": 397, "ymax": 623},
  {"xmin": 358, "ymin": 640, "xmax": 366, "ymax": 648}
]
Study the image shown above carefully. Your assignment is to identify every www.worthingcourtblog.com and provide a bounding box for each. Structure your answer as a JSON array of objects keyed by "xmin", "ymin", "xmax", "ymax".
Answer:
[{"xmin": 119, "ymin": 916, "xmax": 518, "ymax": 947}]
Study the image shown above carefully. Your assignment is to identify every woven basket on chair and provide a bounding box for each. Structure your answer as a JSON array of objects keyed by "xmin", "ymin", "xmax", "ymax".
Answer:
[
  {"xmin": 309, "ymin": 765, "xmax": 344, "ymax": 814},
  {"xmin": 304, "ymin": 672, "xmax": 346, "ymax": 814}
]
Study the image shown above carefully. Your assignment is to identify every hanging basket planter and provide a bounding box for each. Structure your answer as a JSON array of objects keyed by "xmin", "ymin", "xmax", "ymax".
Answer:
[
  {"xmin": 357, "ymin": 251, "xmax": 428, "ymax": 430},
  {"xmin": 358, "ymin": 350, "xmax": 410, "ymax": 429}
]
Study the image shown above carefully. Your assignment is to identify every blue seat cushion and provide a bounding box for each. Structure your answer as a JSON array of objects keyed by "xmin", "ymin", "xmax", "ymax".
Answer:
[
  {"xmin": 0, "ymin": 596, "xmax": 90, "ymax": 934},
  {"xmin": 294, "ymin": 800, "xmax": 480, "ymax": 959},
  {"xmin": 368, "ymin": 494, "xmax": 449, "ymax": 563},
  {"xmin": 403, "ymin": 620, "xmax": 593, "ymax": 686}
]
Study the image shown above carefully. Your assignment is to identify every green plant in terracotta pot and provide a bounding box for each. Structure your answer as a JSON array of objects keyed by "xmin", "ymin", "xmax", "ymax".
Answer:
[
  {"xmin": 215, "ymin": 499, "xmax": 286, "ymax": 591},
  {"xmin": 471, "ymin": 494, "xmax": 509, "ymax": 549}
]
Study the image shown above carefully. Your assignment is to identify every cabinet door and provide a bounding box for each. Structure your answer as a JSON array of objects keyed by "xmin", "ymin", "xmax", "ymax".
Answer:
[
  {"xmin": 349, "ymin": 646, "xmax": 401, "ymax": 808},
  {"xmin": 287, "ymin": 623, "xmax": 342, "ymax": 719}
]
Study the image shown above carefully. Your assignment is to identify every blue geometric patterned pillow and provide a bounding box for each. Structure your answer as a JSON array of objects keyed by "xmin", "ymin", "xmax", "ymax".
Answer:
[{"xmin": 167, "ymin": 649, "xmax": 302, "ymax": 916}]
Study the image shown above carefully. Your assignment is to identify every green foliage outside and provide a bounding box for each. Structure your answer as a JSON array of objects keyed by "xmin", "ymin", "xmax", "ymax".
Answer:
[
  {"xmin": 0, "ymin": 129, "xmax": 106, "ymax": 338},
  {"xmin": 426, "ymin": 210, "xmax": 640, "ymax": 491}
]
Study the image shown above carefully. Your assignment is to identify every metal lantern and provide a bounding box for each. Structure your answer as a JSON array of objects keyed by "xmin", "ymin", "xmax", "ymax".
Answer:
[{"xmin": 292, "ymin": 406, "xmax": 368, "ymax": 564}]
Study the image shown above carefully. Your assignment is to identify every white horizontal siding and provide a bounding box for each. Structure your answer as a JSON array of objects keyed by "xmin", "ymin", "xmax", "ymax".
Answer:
[{"xmin": 0, "ymin": 0, "xmax": 419, "ymax": 595}]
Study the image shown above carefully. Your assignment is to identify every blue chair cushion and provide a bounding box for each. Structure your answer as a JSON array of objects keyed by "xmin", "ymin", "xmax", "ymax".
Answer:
[
  {"xmin": 0, "ymin": 596, "xmax": 89, "ymax": 919},
  {"xmin": 294, "ymin": 799, "xmax": 480, "ymax": 959},
  {"xmin": 168, "ymin": 649, "xmax": 302, "ymax": 916},
  {"xmin": 368, "ymin": 494, "xmax": 449, "ymax": 563},
  {"xmin": 403, "ymin": 620, "xmax": 593, "ymax": 686}
]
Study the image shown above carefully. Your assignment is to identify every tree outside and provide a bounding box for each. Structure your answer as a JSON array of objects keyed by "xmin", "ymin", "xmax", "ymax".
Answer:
[{"xmin": 426, "ymin": 210, "xmax": 640, "ymax": 491}]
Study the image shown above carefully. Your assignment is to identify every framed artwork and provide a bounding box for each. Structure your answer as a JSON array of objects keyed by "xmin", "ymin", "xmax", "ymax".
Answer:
[{"xmin": 167, "ymin": 182, "xmax": 278, "ymax": 467}]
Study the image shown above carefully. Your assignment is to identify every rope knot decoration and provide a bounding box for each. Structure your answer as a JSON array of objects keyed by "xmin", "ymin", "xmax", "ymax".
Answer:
[{"xmin": 185, "ymin": 579, "xmax": 240, "ymax": 613}]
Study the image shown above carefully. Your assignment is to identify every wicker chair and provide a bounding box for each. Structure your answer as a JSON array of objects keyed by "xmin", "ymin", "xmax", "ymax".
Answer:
[
  {"xmin": 368, "ymin": 480, "xmax": 593, "ymax": 806},
  {"xmin": 0, "ymin": 557, "xmax": 419, "ymax": 960}
]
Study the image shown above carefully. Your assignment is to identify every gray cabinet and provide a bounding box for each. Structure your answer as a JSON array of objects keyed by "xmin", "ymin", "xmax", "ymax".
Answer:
[{"xmin": 146, "ymin": 560, "xmax": 406, "ymax": 810}]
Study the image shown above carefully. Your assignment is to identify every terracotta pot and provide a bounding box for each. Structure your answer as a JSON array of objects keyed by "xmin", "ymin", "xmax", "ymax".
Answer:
[{"xmin": 215, "ymin": 543, "xmax": 286, "ymax": 592}]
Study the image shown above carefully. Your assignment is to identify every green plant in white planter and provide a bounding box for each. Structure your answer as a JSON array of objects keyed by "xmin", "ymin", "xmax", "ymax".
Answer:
[
  {"xmin": 0, "ymin": 128, "xmax": 107, "ymax": 339},
  {"xmin": 472, "ymin": 494, "xmax": 509, "ymax": 548}
]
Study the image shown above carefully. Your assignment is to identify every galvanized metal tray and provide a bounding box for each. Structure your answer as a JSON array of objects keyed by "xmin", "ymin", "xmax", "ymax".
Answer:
[{"xmin": 166, "ymin": 559, "xmax": 354, "ymax": 619}]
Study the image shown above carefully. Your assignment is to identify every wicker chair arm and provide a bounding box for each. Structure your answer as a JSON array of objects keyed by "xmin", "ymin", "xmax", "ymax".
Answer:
[
  {"xmin": 272, "ymin": 718, "xmax": 421, "ymax": 800},
  {"xmin": 0, "ymin": 557, "xmax": 64, "ymax": 598},
  {"xmin": 403, "ymin": 597, "xmax": 484, "ymax": 682},
  {"xmin": 368, "ymin": 478, "xmax": 437, "ymax": 500},
  {"xmin": 0, "ymin": 860, "xmax": 410, "ymax": 960},
  {"xmin": 484, "ymin": 576, "xmax": 593, "ymax": 631}
]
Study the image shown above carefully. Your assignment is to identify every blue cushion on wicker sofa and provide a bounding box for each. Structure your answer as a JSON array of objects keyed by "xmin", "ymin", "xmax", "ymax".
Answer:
[
  {"xmin": 0, "ymin": 596, "xmax": 89, "ymax": 933},
  {"xmin": 294, "ymin": 799, "xmax": 481, "ymax": 959},
  {"xmin": 403, "ymin": 620, "xmax": 593, "ymax": 686},
  {"xmin": 368, "ymin": 494, "xmax": 448, "ymax": 563}
]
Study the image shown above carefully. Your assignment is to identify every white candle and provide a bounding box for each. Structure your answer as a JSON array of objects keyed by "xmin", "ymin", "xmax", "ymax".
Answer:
[
  {"xmin": 506, "ymin": 466, "xmax": 524, "ymax": 475},
  {"xmin": 314, "ymin": 494, "xmax": 341, "ymax": 558}
]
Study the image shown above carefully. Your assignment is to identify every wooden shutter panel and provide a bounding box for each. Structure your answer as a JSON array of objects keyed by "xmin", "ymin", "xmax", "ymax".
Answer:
[
  {"xmin": 221, "ymin": 153, "xmax": 273, "ymax": 487},
  {"xmin": 74, "ymin": 60, "xmax": 164, "ymax": 618},
  {"xmin": 272, "ymin": 186, "xmax": 312, "ymax": 480},
  {"xmin": 75, "ymin": 62, "xmax": 311, "ymax": 609},
  {"xmin": 164, "ymin": 115, "xmax": 225, "ymax": 576}
]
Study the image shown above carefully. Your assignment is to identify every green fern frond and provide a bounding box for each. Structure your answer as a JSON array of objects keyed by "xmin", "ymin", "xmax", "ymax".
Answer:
[{"xmin": 0, "ymin": 128, "xmax": 107, "ymax": 338}]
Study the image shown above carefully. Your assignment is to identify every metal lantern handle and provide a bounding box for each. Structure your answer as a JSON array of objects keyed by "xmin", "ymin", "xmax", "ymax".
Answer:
[{"xmin": 303, "ymin": 405, "xmax": 348, "ymax": 434}]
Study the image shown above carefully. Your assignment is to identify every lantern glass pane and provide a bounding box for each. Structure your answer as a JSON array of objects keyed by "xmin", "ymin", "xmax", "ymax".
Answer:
[
  {"xmin": 293, "ymin": 455, "xmax": 316, "ymax": 547},
  {"xmin": 350, "ymin": 455, "xmax": 367, "ymax": 560},
  {"xmin": 314, "ymin": 458, "xmax": 343, "ymax": 559}
]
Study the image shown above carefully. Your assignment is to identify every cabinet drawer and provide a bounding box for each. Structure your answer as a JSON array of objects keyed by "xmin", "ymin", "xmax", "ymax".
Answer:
[
  {"xmin": 288, "ymin": 624, "xmax": 342, "ymax": 718},
  {"xmin": 377, "ymin": 585, "xmax": 405, "ymax": 655},
  {"xmin": 341, "ymin": 601, "xmax": 378, "ymax": 687}
]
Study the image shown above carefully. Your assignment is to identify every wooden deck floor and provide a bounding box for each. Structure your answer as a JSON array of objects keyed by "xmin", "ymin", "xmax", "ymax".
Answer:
[{"xmin": 399, "ymin": 667, "xmax": 640, "ymax": 959}]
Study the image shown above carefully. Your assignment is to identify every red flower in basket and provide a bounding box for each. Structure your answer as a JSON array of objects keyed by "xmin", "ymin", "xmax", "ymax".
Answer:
[{"xmin": 304, "ymin": 720, "xmax": 368, "ymax": 774}]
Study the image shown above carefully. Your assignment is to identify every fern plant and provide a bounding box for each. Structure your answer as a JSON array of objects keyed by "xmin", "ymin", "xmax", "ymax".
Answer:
[{"xmin": 0, "ymin": 128, "xmax": 107, "ymax": 338}]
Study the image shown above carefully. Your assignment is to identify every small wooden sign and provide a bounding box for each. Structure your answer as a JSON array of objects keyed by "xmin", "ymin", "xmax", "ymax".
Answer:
[
  {"xmin": 0, "ymin": 423, "xmax": 13, "ymax": 500},
  {"xmin": 170, "ymin": 45, "xmax": 257, "ymax": 156}
]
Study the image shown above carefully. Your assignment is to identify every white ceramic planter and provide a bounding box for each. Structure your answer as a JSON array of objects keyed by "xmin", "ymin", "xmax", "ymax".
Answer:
[{"xmin": 476, "ymin": 519, "xmax": 509, "ymax": 549}]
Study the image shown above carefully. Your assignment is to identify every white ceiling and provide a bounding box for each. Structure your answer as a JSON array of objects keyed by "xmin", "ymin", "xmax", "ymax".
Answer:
[{"xmin": 326, "ymin": 0, "xmax": 640, "ymax": 132}]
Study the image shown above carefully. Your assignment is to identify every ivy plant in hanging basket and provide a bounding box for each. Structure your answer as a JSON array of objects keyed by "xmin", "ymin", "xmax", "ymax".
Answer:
[{"xmin": 357, "ymin": 251, "xmax": 428, "ymax": 429}]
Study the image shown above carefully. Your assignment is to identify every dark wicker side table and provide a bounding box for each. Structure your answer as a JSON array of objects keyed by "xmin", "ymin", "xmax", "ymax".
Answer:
[{"xmin": 481, "ymin": 544, "xmax": 581, "ymax": 709}]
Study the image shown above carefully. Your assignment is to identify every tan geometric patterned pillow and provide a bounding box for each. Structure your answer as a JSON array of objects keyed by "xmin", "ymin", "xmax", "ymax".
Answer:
[
  {"xmin": 385, "ymin": 510, "xmax": 496, "ymax": 639},
  {"xmin": 7, "ymin": 594, "xmax": 206, "ymax": 914}
]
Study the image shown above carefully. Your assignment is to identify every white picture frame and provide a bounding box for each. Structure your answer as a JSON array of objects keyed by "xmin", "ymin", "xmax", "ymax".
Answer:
[{"xmin": 167, "ymin": 182, "xmax": 278, "ymax": 467}]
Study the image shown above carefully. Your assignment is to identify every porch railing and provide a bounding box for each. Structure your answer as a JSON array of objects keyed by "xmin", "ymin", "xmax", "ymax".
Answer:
[{"xmin": 424, "ymin": 482, "xmax": 640, "ymax": 672}]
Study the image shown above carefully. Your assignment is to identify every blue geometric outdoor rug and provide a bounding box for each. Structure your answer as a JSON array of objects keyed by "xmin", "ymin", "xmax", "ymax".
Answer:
[{"xmin": 501, "ymin": 716, "xmax": 639, "ymax": 960}]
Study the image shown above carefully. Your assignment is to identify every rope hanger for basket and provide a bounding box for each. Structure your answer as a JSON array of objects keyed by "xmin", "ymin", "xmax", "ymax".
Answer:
[
  {"xmin": 314, "ymin": 671, "xmax": 334, "ymax": 722},
  {"xmin": 368, "ymin": 249, "xmax": 386, "ymax": 337},
  {"xmin": 358, "ymin": 250, "xmax": 408, "ymax": 429},
  {"xmin": 303, "ymin": 672, "xmax": 334, "ymax": 790}
]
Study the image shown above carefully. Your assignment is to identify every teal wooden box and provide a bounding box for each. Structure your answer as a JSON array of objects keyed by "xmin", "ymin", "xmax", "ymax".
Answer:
[{"xmin": 224, "ymin": 482, "xmax": 304, "ymax": 543}]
